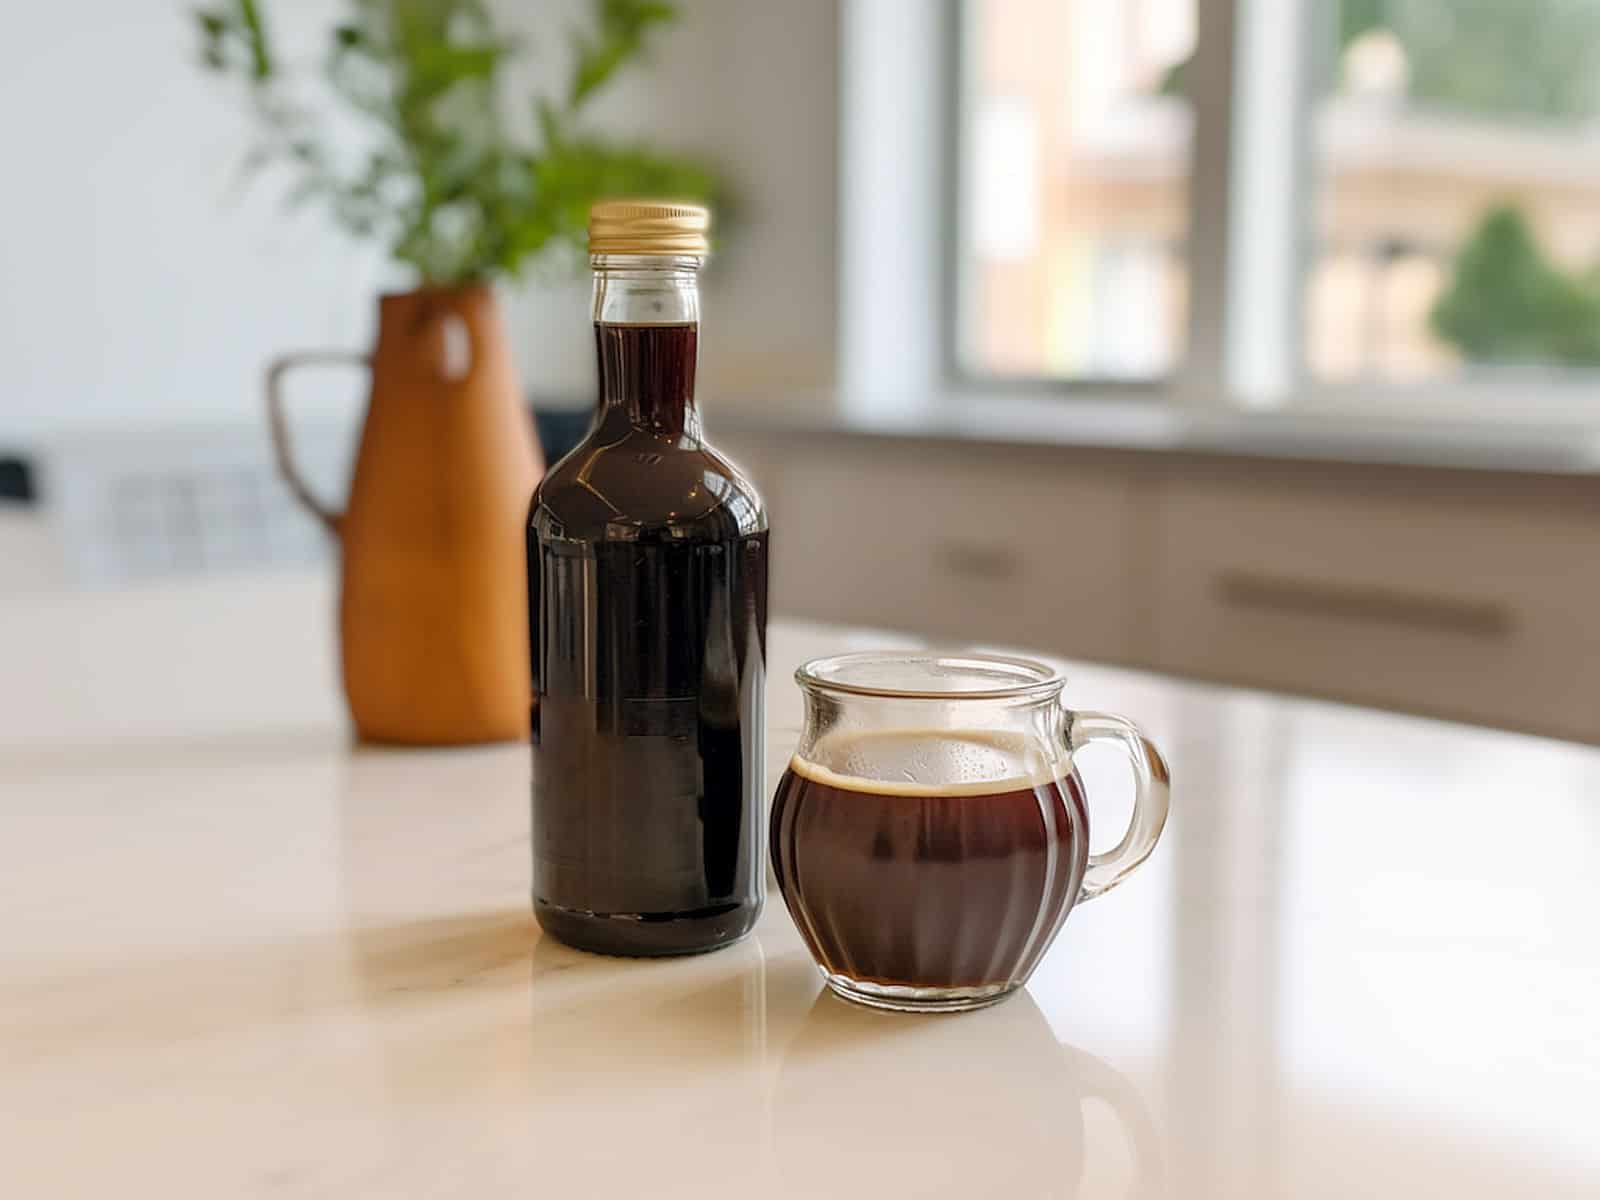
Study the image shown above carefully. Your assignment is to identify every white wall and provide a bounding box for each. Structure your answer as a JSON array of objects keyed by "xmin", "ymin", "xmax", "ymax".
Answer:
[
  {"xmin": 0, "ymin": 1, "xmax": 837, "ymax": 445},
  {"xmin": 498, "ymin": 0, "xmax": 840, "ymax": 405},
  {"xmin": 1, "ymin": 2, "xmax": 385, "ymax": 442}
]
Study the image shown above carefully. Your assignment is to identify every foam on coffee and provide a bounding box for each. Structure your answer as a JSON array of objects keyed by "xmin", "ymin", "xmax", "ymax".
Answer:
[{"xmin": 791, "ymin": 728, "xmax": 1058, "ymax": 797}]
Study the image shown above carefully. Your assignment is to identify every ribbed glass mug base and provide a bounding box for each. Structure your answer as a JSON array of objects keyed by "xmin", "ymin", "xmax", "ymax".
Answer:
[{"xmin": 823, "ymin": 972, "xmax": 1018, "ymax": 1014}]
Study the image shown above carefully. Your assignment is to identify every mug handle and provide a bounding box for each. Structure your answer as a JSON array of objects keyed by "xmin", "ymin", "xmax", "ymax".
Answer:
[
  {"xmin": 1068, "ymin": 710, "xmax": 1171, "ymax": 901},
  {"xmin": 264, "ymin": 350, "xmax": 369, "ymax": 536}
]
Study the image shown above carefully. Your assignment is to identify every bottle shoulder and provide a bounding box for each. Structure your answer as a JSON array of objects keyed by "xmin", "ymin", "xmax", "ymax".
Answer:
[{"xmin": 531, "ymin": 429, "xmax": 767, "ymax": 543}]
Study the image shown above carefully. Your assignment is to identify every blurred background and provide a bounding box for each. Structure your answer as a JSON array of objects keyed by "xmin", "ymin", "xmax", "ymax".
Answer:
[{"xmin": 4, "ymin": 0, "xmax": 1599, "ymax": 742}]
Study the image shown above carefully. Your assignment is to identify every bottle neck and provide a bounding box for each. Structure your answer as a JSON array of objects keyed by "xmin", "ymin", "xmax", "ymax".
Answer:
[{"xmin": 592, "ymin": 254, "xmax": 703, "ymax": 439}]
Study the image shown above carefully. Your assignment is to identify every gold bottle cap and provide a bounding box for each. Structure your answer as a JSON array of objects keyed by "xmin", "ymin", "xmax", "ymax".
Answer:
[{"xmin": 588, "ymin": 200, "xmax": 711, "ymax": 256}]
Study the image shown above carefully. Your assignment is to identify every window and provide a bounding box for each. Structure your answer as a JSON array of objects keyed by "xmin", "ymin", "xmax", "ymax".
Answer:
[
  {"xmin": 953, "ymin": 0, "xmax": 1600, "ymax": 413},
  {"xmin": 957, "ymin": 0, "xmax": 1195, "ymax": 382}
]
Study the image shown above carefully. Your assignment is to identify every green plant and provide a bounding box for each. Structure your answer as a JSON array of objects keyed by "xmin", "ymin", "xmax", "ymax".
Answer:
[
  {"xmin": 195, "ymin": 0, "xmax": 726, "ymax": 286},
  {"xmin": 1430, "ymin": 205, "xmax": 1600, "ymax": 366},
  {"xmin": 1352, "ymin": 0, "xmax": 1600, "ymax": 123},
  {"xmin": 1164, "ymin": 2, "xmax": 1600, "ymax": 121}
]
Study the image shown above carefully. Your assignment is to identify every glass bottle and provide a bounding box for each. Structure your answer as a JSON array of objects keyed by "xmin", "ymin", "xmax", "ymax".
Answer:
[{"xmin": 527, "ymin": 202, "xmax": 768, "ymax": 956}]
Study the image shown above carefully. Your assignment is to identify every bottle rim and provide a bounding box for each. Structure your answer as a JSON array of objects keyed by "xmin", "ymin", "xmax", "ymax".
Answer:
[{"xmin": 795, "ymin": 651, "xmax": 1066, "ymax": 702}]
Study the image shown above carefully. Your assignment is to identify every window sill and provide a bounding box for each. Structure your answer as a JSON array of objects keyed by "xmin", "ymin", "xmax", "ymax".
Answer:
[{"xmin": 712, "ymin": 389, "xmax": 1600, "ymax": 477}]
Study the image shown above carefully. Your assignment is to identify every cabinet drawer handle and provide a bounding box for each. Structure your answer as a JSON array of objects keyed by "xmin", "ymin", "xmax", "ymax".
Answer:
[
  {"xmin": 1216, "ymin": 570, "xmax": 1513, "ymax": 638},
  {"xmin": 933, "ymin": 540, "xmax": 1022, "ymax": 579}
]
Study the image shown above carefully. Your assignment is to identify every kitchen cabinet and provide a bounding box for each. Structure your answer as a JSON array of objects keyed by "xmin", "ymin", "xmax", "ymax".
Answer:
[
  {"xmin": 1148, "ymin": 464, "xmax": 1600, "ymax": 742},
  {"xmin": 719, "ymin": 429, "xmax": 1600, "ymax": 742},
  {"xmin": 726, "ymin": 440, "xmax": 1138, "ymax": 663}
]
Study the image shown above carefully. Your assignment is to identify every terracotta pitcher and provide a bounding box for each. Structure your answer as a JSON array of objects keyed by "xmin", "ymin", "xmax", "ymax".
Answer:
[{"xmin": 267, "ymin": 285, "xmax": 544, "ymax": 745}]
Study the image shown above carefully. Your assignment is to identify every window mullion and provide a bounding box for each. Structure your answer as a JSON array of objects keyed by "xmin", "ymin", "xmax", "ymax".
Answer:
[
  {"xmin": 1183, "ymin": 0, "xmax": 1317, "ymax": 411},
  {"xmin": 1224, "ymin": 0, "xmax": 1316, "ymax": 409},
  {"xmin": 1179, "ymin": 0, "xmax": 1240, "ymax": 409}
]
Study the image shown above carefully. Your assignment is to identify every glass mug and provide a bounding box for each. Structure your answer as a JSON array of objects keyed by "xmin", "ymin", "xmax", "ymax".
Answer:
[{"xmin": 770, "ymin": 652, "xmax": 1170, "ymax": 1013}]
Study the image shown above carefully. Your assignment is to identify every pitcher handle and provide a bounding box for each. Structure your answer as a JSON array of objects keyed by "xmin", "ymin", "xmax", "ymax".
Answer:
[
  {"xmin": 264, "ymin": 351, "xmax": 368, "ymax": 535},
  {"xmin": 1067, "ymin": 710, "xmax": 1170, "ymax": 901}
]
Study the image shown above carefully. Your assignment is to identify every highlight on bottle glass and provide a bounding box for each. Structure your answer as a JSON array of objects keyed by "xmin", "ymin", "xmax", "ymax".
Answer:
[{"xmin": 769, "ymin": 652, "xmax": 1170, "ymax": 1013}]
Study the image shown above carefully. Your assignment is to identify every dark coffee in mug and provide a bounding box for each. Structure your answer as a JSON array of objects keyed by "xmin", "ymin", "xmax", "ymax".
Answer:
[{"xmin": 770, "ymin": 730, "xmax": 1089, "ymax": 991}]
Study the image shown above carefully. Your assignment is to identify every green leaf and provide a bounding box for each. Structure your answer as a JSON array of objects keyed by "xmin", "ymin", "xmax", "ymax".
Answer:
[
  {"xmin": 534, "ymin": 97, "xmax": 564, "ymax": 146},
  {"xmin": 237, "ymin": 0, "xmax": 273, "ymax": 81},
  {"xmin": 570, "ymin": 40, "xmax": 629, "ymax": 106},
  {"xmin": 569, "ymin": 0, "xmax": 681, "ymax": 107},
  {"xmin": 634, "ymin": 3, "xmax": 678, "ymax": 24}
]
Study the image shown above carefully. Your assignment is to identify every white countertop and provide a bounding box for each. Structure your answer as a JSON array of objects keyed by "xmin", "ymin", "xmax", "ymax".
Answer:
[{"xmin": 4, "ymin": 546, "xmax": 1599, "ymax": 1197}]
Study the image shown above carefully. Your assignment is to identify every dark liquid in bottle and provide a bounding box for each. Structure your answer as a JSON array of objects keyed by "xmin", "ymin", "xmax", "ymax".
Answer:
[
  {"xmin": 770, "ymin": 731, "xmax": 1088, "ymax": 988},
  {"xmin": 528, "ymin": 323, "xmax": 768, "ymax": 956}
]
